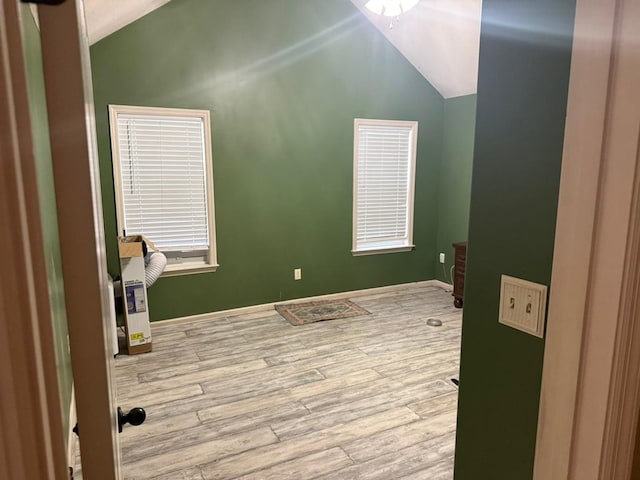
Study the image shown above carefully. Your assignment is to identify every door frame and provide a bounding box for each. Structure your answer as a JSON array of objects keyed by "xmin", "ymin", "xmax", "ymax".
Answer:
[
  {"xmin": 534, "ymin": 0, "xmax": 640, "ymax": 478},
  {"xmin": 36, "ymin": 0, "xmax": 123, "ymax": 478},
  {"xmin": 0, "ymin": 1, "xmax": 68, "ymax": 478}
]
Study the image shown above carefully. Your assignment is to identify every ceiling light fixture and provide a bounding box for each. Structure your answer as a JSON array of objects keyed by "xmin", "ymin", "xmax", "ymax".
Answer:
[{"xmin": 364, "ymin": 0, "xmax": 420, "ymax": 17}]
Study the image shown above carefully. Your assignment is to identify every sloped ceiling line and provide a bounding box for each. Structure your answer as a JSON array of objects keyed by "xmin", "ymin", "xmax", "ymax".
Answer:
[
  {"xmin": 84, "ymin": 0, "xmax": 480, "ymax": 99},
  {"xmin": 349, "ymin": 0, "xmax": 481, "ymax": 98}
]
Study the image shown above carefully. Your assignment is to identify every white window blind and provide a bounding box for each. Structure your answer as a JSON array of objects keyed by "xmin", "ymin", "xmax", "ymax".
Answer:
[
  {"xmin": 110, "ymin": 105, "xmax": 218, "ymax": 272},
  {"xmin": 353, "ymin": 119, "xmax": 417, "ymax": 254}
]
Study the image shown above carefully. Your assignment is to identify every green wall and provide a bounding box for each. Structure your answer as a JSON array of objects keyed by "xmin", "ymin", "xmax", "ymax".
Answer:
[
  {"xmin": 454, "ymin": 1, "xmax": 575, "ymax": 479},
  {"xmin": 91, "ymin": 0, "xmax": 447, "ymax": 321},
  {"xmin": 20, "ymin": 6, "xmax": 73, "ymax": 438},
  {"xmin": 435, "ymin": 94, "xmax": 476, "ymax": 283}
]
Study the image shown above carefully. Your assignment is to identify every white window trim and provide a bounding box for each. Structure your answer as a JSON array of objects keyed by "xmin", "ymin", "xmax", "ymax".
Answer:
[
  {"xmin": 109, "ymin": 104, "xmax": 219, "ymax": 275},
  {"xmin": 352, "ymin": 118, "xmax": 418, "ymax": 256}
]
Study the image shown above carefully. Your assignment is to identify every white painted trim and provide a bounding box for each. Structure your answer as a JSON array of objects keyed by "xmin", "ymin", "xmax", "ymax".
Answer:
[
  {"xmin": 38, "ymin": 1, "xmax": 122, "ymax": 477},
  {"xmin": 601, "ymin": 132, "xmax": 640, "ymax": 478},
  {"xmin": 570, "ymin": 0, "xmax": 640, "ymax": 475},
  {"xmin": 161, "ymin": 262, "xmax": 219, "ymax": 277},
  {"xmin": 153, "ymin": 280, "xmax": 446, "ymax": 327},
  {"xmin": 0, "ymin": 2, "xmax": 67, "ymax": 477},
  {"xmin": 533, "ymin": 0, "xmax": 616, "ymax": 474},
  {"xmin": 430, "ymin": 279, "xmax": 452, "ymax": 291},
  {"xmin": 534, "ymin": 0, "xmax": 640, "ymax": 477},
  {"xmin": 67, "ymin": 386, "xmax": 76, "ymax": 468},
  {"xmin": 595, "ymin": 4, "xmax": 640, "ymax": 477},
  {"xmin": 109, "ymin": 103, "xmax": 212, "ymax": 119},
  {"xmin": 351, "ymin": 245, "xmax": 415, "ymax": 256},
  {"xmin": 108, "ymin": 104, "xmax": 219, "ymax": 273}
]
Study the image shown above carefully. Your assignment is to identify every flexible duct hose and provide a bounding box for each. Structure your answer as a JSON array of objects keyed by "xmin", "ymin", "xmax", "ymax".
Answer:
[{"xmin": 145, "ymin": 252, "xmax": 167, "ymax": 287}]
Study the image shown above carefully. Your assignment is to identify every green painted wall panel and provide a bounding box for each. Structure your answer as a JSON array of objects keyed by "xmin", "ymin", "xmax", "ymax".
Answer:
[
  {"xmin": 435, "ymin": 94, "xmax": 476, "ymax": 284},
  {"xmin": 454, "ymin": 1, "xmax": 575, "ymax": 479},
  {"xmin": 20, "ymin": 5, "xmax": 73, "ymax": 438},
  {"xmin": 91, "ymin": 0, "xmax": 445, "ymax": 320}
]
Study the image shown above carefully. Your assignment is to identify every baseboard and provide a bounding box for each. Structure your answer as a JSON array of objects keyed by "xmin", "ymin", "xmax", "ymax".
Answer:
[
  {"xmin": 153, "ymin": 280, "xmax": 446, "ymax": 328},
  {"xmin": 432, "ymin": 279, "xmax": 453, "ymax": 291},
  {"xmin": 67, "ymin": 385, "xmax": 76, "ymax": 468}
]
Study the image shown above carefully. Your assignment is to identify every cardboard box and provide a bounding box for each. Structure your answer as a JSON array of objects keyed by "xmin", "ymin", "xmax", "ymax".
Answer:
[{"xmin": 119, "ymin": 235, "xmax": 152, "ymax": 354}]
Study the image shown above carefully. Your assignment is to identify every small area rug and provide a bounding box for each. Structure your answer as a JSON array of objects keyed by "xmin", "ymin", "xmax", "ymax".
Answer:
[{"xmin": 275, "ymin": 299, "xmax": 370, "ymax": 326}]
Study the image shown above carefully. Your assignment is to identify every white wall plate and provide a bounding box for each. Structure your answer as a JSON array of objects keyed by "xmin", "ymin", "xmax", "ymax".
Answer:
[{"xmin": 498, "ymin": 275, "xmax": 548, "ymax": 338}]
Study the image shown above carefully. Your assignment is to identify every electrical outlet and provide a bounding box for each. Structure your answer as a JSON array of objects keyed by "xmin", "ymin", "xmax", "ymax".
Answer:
[
  {"xmin": 294, "ymin": 268, "xmax": 302, "ymax": 280},
  {"xmin": 439, "ymin": 253, "xmax": 445, "ymax": 264}
]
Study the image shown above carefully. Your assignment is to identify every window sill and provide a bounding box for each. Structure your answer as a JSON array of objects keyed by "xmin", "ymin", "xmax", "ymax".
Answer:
[
  {"xmin": 352, "ymin": 245, "xmax": 415, "ymax": 256},
  {"xmin": 161, "ymin": 262, "xmax": 219, "ymax": 277}
]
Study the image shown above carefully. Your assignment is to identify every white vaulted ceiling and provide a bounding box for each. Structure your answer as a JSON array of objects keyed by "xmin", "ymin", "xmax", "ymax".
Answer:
[
  {"xmin": 350, "ymin": 0, "xmax": 481, "ymax": 98},
  {"xmin": 82, "ymin": 0, "xmax": 481, "ymax": 99},
  {"xmin": 83, "ymin": 0, "xmax": 170, "ymax": 44}
]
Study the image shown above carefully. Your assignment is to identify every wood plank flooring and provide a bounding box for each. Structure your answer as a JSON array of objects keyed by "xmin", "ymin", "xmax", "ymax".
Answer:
[{"xmin": 74, "ymin": 283, "xmax": 461, "ymax": 479}]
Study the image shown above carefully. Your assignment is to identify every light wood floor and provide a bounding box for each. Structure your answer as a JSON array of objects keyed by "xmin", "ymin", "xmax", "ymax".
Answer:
[{"xmin": 77, "ymin": 283, "xmax": 462, "ymax": 479}]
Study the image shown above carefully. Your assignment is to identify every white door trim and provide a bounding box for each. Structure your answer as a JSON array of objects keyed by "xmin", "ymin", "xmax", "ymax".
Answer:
[
  {"xmin": 38, "ymin": 0, "xmax": 122, "ymax": 478},
  {"xmin": 0, "ymin": 1, "xmax": 67, "ymax": 478},
  {"xmin": 534, "ymin": 0, "xmax": 640, "ymax": 477}
]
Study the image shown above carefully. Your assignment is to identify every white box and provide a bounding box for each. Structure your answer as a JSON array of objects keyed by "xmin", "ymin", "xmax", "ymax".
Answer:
[{"xmin": 119, "ymin": 236, "xmax": 152, "ymax": 354}]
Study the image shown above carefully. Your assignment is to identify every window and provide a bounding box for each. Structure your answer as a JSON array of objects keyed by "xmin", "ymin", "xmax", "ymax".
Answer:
[
  {"xmin": 352, "ymin": 118, "xmax": 418, "ymax": 255},
  {"xmin": 109, "ymin": 105, "xmax": 218, "ymax": 274}
]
